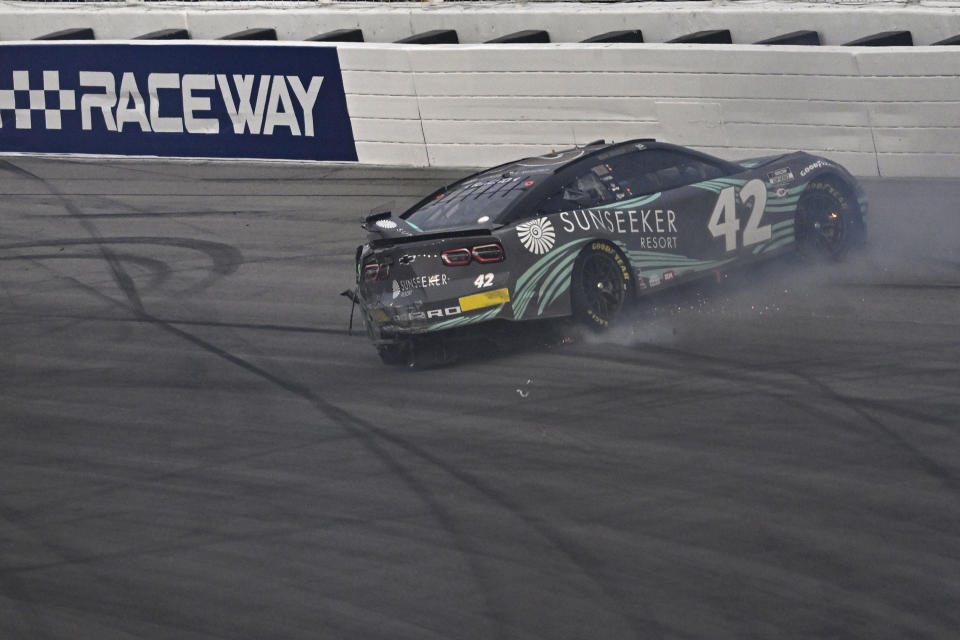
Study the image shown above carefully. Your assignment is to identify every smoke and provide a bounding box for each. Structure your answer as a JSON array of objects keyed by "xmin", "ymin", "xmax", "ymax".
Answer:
[{"xmin": 583, "ymin": 177, "xmax": 960, "ymax": 349}]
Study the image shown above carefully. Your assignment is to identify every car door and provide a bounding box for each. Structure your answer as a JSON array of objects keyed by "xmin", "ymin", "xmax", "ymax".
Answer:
[{"xmin": 599, "ymin": 147, "xmax": 738, "ymax": 264}]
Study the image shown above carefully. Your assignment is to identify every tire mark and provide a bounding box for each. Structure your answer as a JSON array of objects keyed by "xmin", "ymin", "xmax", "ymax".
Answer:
[
  {"xmin": 576, "ymin": 343, "xmax": 960, "ymax": 498},
  {"xmin": 0, "ymin": 237, "xmax": 241, "ymax": 279},
  {"xmin": 0, "ymin": 311, "xmax": 348, "ymax": 336},
  {"xmin": 4, "ymin": 163, "xmax": 505, "ymax": 640},
  {"xmin": 9, "ymin": 160, "xmax": 649, "ymax": 637},
  {"xmin": 0, "ymin": 252, "xmax": 172, "ymax": 294},
  {"xmin": 46, "ymin": 239, "xmax": 647, "ymax": 636}
]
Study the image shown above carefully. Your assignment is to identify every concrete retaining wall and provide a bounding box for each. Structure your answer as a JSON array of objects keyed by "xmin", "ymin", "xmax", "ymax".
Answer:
[
  {"xmin": 4, "ymin": 1, "xmax": 960, "ymax": 45},
  {"xmin": 2, "ymin": 3, "xmax": 960, "ymax": 175},
  {"xmin": 338, "ymin": 43, "xmax": 960, "ymax": 176}
]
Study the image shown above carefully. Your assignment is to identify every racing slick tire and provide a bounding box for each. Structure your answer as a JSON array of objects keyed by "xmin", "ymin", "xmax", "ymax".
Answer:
[
  {"xmin": 796, "ymin": 179, "xmax": 862, "ymax": 261},
  {"xmin": 570, "ymin": 241, "xmax": 631, "ymax": 330}
]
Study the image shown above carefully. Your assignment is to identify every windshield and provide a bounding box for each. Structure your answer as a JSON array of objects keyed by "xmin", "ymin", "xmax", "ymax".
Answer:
[{"xmin": 402, "ymin": 173, "xmax": 538, "ymax": 231}]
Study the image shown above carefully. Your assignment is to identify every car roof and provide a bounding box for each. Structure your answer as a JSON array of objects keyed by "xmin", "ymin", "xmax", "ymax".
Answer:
[
  {"xmin": 399, "ymin": 139, "xmax": 736, "ymax": 226},
  {"xmin": 493, "ymin": 139, "xmax": 658, "ymax": 176}
]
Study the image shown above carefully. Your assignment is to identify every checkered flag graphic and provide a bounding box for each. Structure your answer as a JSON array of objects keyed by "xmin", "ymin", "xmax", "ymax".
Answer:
[{"xmin": 0, "ymin": 70, "xmax": 76, "ymax": 130}]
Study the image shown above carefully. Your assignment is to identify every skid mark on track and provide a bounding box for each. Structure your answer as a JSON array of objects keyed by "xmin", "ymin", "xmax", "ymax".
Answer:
[
  {"xmin": 117, "ymin": 288, "xmax": 646, "ymax": 637},
  {"xmin": 577, "ymin": 343, "xmax": 960, "ymax": 499},
  {"xmin": 0, "ymin": 310, "xmax": 347, "ymax": 336},
  {"xmin": 5, "ymin": 158, "xmax": 652, "ymax": 639},
  {"xmin": 0, "ymin": 237, "xmax": 242, "ymax": 278},
  {"xmin": 0, "ymin": 252, "xmax": 172, "ymax": 294},
  {"xmin": 1, "ymin": 161, "xmax": 496, "ymax": 639}
]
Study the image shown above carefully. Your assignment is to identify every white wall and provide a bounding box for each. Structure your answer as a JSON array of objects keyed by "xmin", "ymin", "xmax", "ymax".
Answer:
[
  {"xmin": 339, "ymin": 43, "xmax": 960, "ymax": 177},
  {"xmin": 2, "ymin": 0, "xmax": 960, "ymax": 176},
  {"xmin": 4, "ymin": 1, "xmax": 960, "ymax": 45}
]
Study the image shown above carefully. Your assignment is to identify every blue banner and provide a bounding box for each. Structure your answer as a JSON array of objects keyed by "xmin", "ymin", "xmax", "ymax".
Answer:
[{"xmin": 0, "ymin": 43, "xmax": 357, "ymax": 161}]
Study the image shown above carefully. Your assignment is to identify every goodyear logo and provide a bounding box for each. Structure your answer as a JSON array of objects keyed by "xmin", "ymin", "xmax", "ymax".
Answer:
[{"xmin": 0, "ymin": 43, "xmax": 357, "ymax": 161}]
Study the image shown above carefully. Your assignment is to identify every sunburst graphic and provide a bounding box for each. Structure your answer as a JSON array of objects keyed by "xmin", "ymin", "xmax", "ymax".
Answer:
[{"xmin": 517, "ymin": 218, "xmax": 556, "ymax": 254}]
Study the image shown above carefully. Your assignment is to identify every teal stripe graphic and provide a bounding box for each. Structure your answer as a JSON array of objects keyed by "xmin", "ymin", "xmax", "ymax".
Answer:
[
  {"xmin": 426, "ymin": 305, "xmax": 504, "ymax": 332},
  {"xmin": 752, "ymin": 221, "xmax": 795, "ymax": 254},
  {"xmin": 757, "ymin": 236, "xmax": 794, "ymax": 255},
  {"xmin": 691, "ymin": 177, "xmax": 748, "ymax": 194},
  {"xmin": 538, "ymin": 260, "xmax": 578, "ymax": 315},
  {"xmin": 537, "ymin": 252, "xmax": 580, "ymax": 308},
  {"xmin": 613, "ymin": 241, "xmax": 736, "ymax": 282},
  {"xmin": 512, "ymin": 240, "xmax": 587, "ymax": 319}
]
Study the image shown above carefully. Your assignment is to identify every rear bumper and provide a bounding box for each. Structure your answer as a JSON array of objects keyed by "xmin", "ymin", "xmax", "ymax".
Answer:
[{"xmin": 359, "ymin": 287, "xmax": 512, "ymax": 345}]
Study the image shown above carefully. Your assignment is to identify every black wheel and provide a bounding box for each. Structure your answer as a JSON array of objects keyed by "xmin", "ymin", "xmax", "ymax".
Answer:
[
  {"xmin": 797, "ymin": 180, "xmax": 859, "ymax": 261},
  {"xmin": 571, "ymin": 242, "xmax": 631, "ymax": 330}
]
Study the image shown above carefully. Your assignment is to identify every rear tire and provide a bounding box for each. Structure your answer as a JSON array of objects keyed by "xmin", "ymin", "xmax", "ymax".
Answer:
[
  {"xmin": 797, "ymin": 180, "xmax": 860, "ymax": 261},
  {"xmin": 570, "ymin": 242, "xmax": 631, "ymax": 330}
]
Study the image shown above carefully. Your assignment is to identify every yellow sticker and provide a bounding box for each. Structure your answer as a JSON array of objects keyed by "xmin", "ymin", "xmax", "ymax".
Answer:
[{"xmin": 458, "ymin": 288, "xmax": 510, "ymax": 312}]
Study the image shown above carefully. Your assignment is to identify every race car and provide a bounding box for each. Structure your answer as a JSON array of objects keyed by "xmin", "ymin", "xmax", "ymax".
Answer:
[{"xmin": 350, "ymin": 139, "xmax": 866, "ymax": 365}]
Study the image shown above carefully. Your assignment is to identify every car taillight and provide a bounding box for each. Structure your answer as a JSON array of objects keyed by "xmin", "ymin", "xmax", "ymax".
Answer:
[
  {"xmin": 472, "ymin": 243, "xmax": 504, "ymax": 263},
  {"xmin": 441, "ymin": 248, "xmax": 472, "ymax": 266},
  {"xmin": 441, "ymin": 243, "xmax": 504, "ymax": 266},
  {"xmin": 363, "ymin": 263, "xmax": 390, "ymax": 281}
]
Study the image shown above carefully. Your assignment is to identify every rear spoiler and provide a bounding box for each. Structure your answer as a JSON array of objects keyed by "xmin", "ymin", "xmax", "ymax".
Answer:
[
  {"xmin": 362, "ymin": 212, "xmax": 493, "ymax": 247},
  {"xmin": 362, "ymin": 211, "xmax": 417, "ymax": 240}
]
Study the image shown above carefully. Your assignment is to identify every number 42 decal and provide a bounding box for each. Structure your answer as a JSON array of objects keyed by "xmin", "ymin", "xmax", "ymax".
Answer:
[
  {"xmin": 473, "ymin": 273, "xmax": 494, "ymax": 288},
  {"xmin": 707, "ymin": 178, "xmax": 771, "ymax": 252}
]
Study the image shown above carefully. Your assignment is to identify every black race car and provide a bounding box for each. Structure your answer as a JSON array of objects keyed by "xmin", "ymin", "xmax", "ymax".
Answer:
[{"xmin": 350, "ymin": 139, "xmax": 866, "ymax": 365}]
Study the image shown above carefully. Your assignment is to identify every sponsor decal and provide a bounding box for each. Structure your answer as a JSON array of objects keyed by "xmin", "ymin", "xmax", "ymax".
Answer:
[
  {"xmin": 459, "ymin": 287, "xmax": 510, "ymax": 312},
  {"xmin": 0, "ymin": 43, "xmax": 356, "ymax": 161},
  {"xmin": 426, "ymin": 304, "xmax": 504, "ymax": 332},
  {"xmin": 634, "ymin": 268, "xmax": 649, "ymax": 290},
  {"xmin": 592, "ymin": 241, "xmax": 630, "ymax": 283},
  {"xmin": 559, "ymin": 209, "xmax": 678, "ymax": 249},
  {"xmin": 775, "ymin": 187, "xmax": 788, "ymax": 198},
  {"xmin": 517, "ymin": 217, "xmax": 556, "ymax": 254},
  {"xmin": 368, "ymin": 309, "xmax": 390, "ymax": 324},
  {"xmin": 396, "ymin": 305, "xmax": 462, "ymax": 322},
  {"xmin": 766, "ymin": 167, "xmax": 795, "ymax": 186},
  {"xmin": 800, "ymin": 160, "xmax": 834, "ymax": 178},
  {"xmin": 648, "ymin": 274, "xmax": 662, "ymax": 287},
  {"xmin": 663, "ymin": 270, "xmax": 675, "ymax": 282},
  {"xmin": 392, "ymin": 273, "xmax": 449, "ymax": 299}
]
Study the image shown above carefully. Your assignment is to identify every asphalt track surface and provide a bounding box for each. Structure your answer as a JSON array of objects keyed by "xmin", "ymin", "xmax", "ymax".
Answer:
[{"xmin": 1, "ymin": 157, "xmax": 958, "ymax": 640}]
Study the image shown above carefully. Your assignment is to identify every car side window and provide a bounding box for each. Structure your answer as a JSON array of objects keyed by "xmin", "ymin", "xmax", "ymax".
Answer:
[
  {"xmin": 536, "ymin": 164, "xmax": 622, "ymax": 214},
  {"xmin": 535, "ymin": 148, "xmax": 730, "ymax": 215},
  {"xmin": 605, "ymin": 149, "xmax": 728, "ymax": 196}
]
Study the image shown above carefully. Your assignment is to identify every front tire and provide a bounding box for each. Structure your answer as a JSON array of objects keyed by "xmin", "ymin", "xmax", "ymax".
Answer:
[
  {"xmin": 797, "ymin": 180, "xmax": 860, "ymax": 261},
  {"xmin": 571, "ymin": 242, "xmax": 631, "ymax": 330}
]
